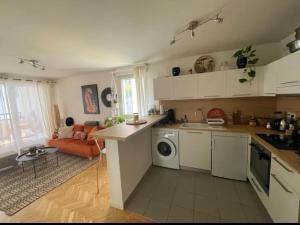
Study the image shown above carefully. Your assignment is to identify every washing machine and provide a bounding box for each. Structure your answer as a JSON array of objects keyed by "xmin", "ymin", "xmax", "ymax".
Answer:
[{"xmin": 151, "ymin": 128, "xmax": 179, "ymax": 170}]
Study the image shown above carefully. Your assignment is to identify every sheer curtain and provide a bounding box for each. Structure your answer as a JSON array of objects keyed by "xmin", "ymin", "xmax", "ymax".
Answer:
[
  {"xmin": 0, "ymin": 79, "xmax": 54, "ymax": 157},
  {"xmin": 134, "ymin": 65, "xmax": 150, "ymax": 116}
]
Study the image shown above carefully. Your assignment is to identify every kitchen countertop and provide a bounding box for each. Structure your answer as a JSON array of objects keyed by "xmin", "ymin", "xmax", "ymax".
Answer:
[
  {"xmin": 90, "ymin": 115, "xmax": 165, "ymax": 142},
  {"xmin": 156, "ymin": 123, "xmax": 300, "ymax": 174}
]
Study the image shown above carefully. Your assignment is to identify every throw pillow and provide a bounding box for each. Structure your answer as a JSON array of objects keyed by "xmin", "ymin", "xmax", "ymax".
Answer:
[
  {"xmin": 58, "ymin": 126, "xmax": 74, "ymax": 139},
  {"xmin": 73, "ymin": 131, "xmax": 87, "ymax": 140}
]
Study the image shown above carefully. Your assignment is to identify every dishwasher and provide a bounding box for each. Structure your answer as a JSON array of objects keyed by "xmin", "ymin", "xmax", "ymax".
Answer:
[{"xmin": 212, "ymin": 132, "xmax": 249, "ymax": 181}]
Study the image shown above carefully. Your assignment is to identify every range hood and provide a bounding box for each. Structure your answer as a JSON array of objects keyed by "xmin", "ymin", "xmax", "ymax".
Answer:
[{"xmin": 287, "ymin": 27, "xmax": 300, "ymax": 53}]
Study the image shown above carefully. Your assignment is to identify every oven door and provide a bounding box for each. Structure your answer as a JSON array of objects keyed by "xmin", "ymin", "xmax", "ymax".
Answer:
[{"xmin": 250, "ymin": 142, "xmax": 271, "ymax": 195}]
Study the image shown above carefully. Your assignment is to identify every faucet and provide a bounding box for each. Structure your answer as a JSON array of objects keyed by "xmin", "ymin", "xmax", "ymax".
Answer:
[{"xmin": 195, "ymin": 108, "xmax": 206, "ymax": 123}]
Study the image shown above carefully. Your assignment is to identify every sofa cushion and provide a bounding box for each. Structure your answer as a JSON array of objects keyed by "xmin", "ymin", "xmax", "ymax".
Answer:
[
  {"xmin": 73, "ymin": 131, "xmax": 87, "ymax": 140},
  {"xmin": 74, "ymin": 124, "xmax": 84, "ymax": 132},
  {"xmin": 58, "ymin": 126, "xmax": 74, "ymax": 139}
]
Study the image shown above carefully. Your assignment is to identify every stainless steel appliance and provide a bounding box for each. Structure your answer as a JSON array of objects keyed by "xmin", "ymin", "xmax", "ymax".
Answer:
[
  {"xmin": 250, "ymin": 139, "xmax": 271, "ymax": 195},
  {"xmin": 287, "ymin": 27, "xmax": 300, "ymax": 53}
]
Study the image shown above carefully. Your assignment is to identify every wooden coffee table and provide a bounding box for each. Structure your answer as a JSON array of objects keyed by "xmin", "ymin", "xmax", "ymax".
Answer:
[{"xmin": 16, "ymin": 147, "xmax": 59, "ymax": 178}]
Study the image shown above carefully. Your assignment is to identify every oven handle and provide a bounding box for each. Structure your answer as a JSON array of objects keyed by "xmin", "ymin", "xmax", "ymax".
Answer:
[{"xmin": 250, "ymin": 143, "xmax": 270, "ymax": 160}]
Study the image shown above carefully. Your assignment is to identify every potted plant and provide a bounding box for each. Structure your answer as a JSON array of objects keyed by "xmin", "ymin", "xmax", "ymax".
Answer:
[
  {"xmin": 104, "ymin": 115, "xmax": 125, "ymax": 127},
  {"xmin": 233, "ymin": 45, "xmax": 259, "ymax": 83}
]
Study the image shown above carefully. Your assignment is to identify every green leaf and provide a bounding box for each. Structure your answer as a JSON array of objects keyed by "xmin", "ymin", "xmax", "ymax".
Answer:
[
  {"xmin": 233, "ymin": 49, "xmax": 243, "ymax": 58},
  {"xmin": 248, "ymin": 70, "xmax": 256, "ymax": 77},
  {"xmin": 239, "ymin": 78, "xmax": 248, "ymax": 83},
  {"xmin": 248, "ymin": 58, "xmax": 259, "ymax": 64},
  {"xmin": 245, "ymin": 45, "xmax": 252, "ymax": 53}
]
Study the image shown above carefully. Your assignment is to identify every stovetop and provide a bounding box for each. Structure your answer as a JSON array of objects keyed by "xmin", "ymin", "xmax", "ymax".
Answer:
[{"xmin": 257, "ymin": 133, "xmax": 300, "ymax": 151}]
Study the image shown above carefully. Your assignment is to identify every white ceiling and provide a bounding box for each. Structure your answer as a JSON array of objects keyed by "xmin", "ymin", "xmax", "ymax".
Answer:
[{"xmin": 0, "ymin": 0, "xmax": 299, "ymax": 79}]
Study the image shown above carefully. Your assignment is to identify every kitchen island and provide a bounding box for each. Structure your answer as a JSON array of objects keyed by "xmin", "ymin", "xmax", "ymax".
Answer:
[{"xmin": 91, "ymin": 115, "xmax": 165, "ymax": 209}]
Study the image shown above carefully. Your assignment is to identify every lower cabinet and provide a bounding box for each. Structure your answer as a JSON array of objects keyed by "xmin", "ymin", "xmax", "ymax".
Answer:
[
  {"xmin": 179, "ymin": 130, "xmax": 211, "ymax": 170},
  {"xmin": 268, "ymin": 171, "xmax": 300, "ymax": 223}
]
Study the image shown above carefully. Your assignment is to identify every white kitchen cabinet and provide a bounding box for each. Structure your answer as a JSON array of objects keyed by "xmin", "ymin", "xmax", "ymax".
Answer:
[
  {"xmin": 268, "ymin": 171, "xmax": 300, "ymax": 223},
  {"xmin": 198, "ymin": 71, "xmax": 227, "ymax": 98},
  {"xmin": 277, "ymin": 51, "xmax": 300, "ymax": 94},
  {"xmin": 153, "ymin": 76, "xmax": 173, "ymax": 100},
  {"xmin": 179, "ymin": 130, "xmax": 211, "ymax": 170},
  {"xmin": 173, "ymin": 75, "xmax": 198, "ymax": 100},
  {"xmin": 227, "ymin": 68, "xmax": 263, "ymax": 97},
  {"xmin": 212, "ymin": 132, "xmax": 249, "ymax": 181},
  {"xmin": 259, "ymin": 63, "xmax": 277, "ymax": 96}
]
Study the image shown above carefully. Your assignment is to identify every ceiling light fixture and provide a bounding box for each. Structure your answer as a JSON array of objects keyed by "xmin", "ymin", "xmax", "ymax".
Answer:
[
  {"xmin": 170, "ymin": 11, "xmax": 224, "ymax": 45},
  {"xmin": 18, "ymin": 58, "xmax": 45, "ymax": 70}
]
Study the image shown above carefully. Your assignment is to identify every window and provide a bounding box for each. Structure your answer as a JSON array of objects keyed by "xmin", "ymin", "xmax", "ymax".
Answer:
[
  {"xmin": 0, "ymin": 80, "xmax": 49, "ymax": 156},
  {"xmin": 119, "ymin": 76, "xmax": 138, "ymax": 115}
]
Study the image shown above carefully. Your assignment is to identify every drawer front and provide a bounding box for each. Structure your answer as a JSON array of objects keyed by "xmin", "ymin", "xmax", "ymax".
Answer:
[
  {"xmin": 269, "ymin": 168, "xmax": 300, "ymax": 223},
  {"xmin": 271, "ymin": 157, "xmax": 300, "ymax": 194}
]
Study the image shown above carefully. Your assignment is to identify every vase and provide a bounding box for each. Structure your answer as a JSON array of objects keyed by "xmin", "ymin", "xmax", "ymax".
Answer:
[
  {"xmin": 236, "ymin": 56, "xmax": 248, "ymax": 69},
  {"xmin": 172, "ymin": 67, "xmax": 181, "ymax": 76}
]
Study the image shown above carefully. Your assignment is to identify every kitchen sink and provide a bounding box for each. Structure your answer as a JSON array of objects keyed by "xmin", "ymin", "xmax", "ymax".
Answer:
[{"xmin": 180, "ymin": 123, "xmax": 227, "ymax": 130}]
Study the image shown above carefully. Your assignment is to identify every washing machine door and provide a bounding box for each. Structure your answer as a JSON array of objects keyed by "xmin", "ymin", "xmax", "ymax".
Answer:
[{"xmin": 156, "ymin": 138, "xmax": 176, "ymax": 160}]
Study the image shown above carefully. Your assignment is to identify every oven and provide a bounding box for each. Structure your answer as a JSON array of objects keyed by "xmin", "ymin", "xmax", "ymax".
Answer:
[{"xmin": 250, "ymin": 139, "xmax": 271, "ymax": 195}]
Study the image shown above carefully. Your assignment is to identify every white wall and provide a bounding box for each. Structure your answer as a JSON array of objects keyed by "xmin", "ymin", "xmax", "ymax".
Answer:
[
  {"xmin": 56, "ymin": 71, "xmax": 113, "ymax": 124},
  {"xmin": 55, "ymin": 42, "xmax": 282, "ymax": 121}
]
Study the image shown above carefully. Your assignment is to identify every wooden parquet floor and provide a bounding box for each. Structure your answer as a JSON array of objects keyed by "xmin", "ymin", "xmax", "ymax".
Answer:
[{"xmin": 0, "ymin": 156, "xmax": 151, "ymax": 223}]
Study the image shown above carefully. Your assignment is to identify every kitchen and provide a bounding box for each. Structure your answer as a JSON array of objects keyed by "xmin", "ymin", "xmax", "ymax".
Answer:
[{"xmin": 92, "ymin": 39, "xmax": 300, "ymax": 222}]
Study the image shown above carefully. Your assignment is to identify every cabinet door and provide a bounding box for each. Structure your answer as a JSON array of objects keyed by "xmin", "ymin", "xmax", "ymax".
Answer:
[
  {"xmin": 262, "ymin": 63, "xmax": 277, "ymax": 96},
  {"xmin": 198, "ymin": 71, "xmax": 227, "ymax": 98},
  {"xmin": 179, "ymin": 130, "xmax": 211, "ymax": 170},
  {"xmin": 212, "ymin": 133, "xmax": 248, "ymax": 181},
  {"xmin": 173, "ymin": 75, "xmax": 198, "ymax": 100},
  {"xmin": 268, "ymin": 171, "xmax": 300, "ymax": 223},
  {"xmin": 277, "ymin": 51, "xmax": 300, "ymax": 94},
  {"xmin": 227, "ymin": 68, "xmax": 262, "ymax": 97},
  {"xmin": 153, "ymin": 77, "xmax": 173, "ymax": 100}
]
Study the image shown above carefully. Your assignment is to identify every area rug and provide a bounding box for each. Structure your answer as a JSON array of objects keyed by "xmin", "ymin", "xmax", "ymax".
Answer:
[{"xmin": 0, "ymin": 152, "xmax": 97, "ymax": 216}]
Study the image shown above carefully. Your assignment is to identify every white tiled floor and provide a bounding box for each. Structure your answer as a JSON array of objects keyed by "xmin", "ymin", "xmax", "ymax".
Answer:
[{"xmin": 125, "ymin": 166, "xmax": 272, "ymax": 223}]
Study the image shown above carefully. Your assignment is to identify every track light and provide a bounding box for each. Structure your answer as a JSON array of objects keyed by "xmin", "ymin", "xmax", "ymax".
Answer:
[
  {"xmin": 18, "ymin": 58, "xmax": 46, "ymax": 71},
  {"xmin": 170, "ymin": 10, "xmax": 224, "ymax": 45}
]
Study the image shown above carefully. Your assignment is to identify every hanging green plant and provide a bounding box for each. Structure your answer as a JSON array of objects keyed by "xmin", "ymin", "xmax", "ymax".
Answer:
[{"xmin": 233, "ymin": 45, "xmax": 259, "ymax": 83}]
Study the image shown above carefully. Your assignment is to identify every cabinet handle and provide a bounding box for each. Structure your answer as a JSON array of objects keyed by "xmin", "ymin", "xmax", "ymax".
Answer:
[
  {"xmin": 272, "ymin": 157, "xmax": 294, "ymax": 173},
  {"xmin": 251, "ymin": 178, "xmax": 262, "ymax": 193},
  {"xmin": 204, "ymin": 95, "xmax": 220, "ymax": 98},
  {"xmin": 280, "ymin": 81, "xmax": 299, "ymax": 85},
  {"xmin": 181, "ymin": 96, "xmax": 193, "ymax": 99},
  {"xmin": 271, "ymin": 174, "xmax": 293, "ymax": 194},
  {"xmin": 186, "ymin": 131, "xmax": 203, "ymax": 134},
  {"xmin": 233, "ymin": 94, "xmax": 251, "ymax": 97}
]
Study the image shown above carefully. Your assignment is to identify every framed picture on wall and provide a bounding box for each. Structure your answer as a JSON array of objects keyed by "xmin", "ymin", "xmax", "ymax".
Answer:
[{"xmin": 81, "ymin": 84, "xmax": 100, "ymax": 114}]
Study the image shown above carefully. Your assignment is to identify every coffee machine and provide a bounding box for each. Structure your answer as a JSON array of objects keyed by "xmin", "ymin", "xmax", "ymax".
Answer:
[{"xmin": 162, "ymin": 109, "xmax": 176, "ymax": 124}]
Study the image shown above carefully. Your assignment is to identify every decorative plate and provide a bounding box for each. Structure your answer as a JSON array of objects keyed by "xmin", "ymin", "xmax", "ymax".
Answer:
[
  {"xmin": 194, "ymin": 56, "xmax": 215, "ymax": 73},
  {"xmin": 207, "ymin": 108, "xmax": 226, "ymax": 119},
  {"xmin": 126, "ymin": 120, "xmax": 147, "ymax": 125}
]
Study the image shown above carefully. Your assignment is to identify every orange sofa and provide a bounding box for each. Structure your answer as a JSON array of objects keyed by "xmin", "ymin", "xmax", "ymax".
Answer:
[{"xmin": 48, "ymin": 124, "xmax": 105, "ymax": 159}]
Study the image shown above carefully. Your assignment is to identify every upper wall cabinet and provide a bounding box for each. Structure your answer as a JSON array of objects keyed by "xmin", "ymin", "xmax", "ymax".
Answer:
[
  {"xmin": 276, "ymin": 51, "xmax": 300, "ymax": 94},
  {"xmin": 198, "ymin": 71, "xmax": 227, "ymax": 99},
  {"xmin": 173, "ymin": 74, "xmax": 198, "ymax": 100},
  {"xmin": 260, "ymin": 63, "xmax": 277, "ymax": 96},
  {"xmin": 153, "ymin": 76, "xmax": 174, "ymax": 100},
  {"xmin": 227, "ymin": 67, "xmax": 264, "ymax": 98}
]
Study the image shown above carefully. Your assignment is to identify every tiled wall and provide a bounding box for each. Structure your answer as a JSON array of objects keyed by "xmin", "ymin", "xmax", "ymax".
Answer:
[{"xmin": 161, "ymin": 96, "xmax": 300, "ymax": 125}]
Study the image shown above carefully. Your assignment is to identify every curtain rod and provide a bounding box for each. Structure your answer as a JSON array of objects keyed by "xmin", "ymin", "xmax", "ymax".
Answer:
[{"xmin": 0, "ymin": 75, "xmax": 56, "ymax": 84}]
